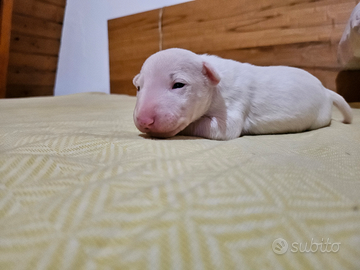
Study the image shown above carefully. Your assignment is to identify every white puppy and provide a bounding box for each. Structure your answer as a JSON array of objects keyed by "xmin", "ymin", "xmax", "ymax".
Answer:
[{"xmin": 133, "ymin": 48, "xmax": 352, "ymax": 140}]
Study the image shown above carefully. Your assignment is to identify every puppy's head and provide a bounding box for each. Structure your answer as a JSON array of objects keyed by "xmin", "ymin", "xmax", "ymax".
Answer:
[{"xmin": 133, "ymin": 48, "xmax": 220, "ymax": 138}]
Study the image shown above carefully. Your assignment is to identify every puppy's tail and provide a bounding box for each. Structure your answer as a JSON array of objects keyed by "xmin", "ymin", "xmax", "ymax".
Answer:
[{"xmin": 328, "ymin": 90, "xmax": 353, "ymax": 124}]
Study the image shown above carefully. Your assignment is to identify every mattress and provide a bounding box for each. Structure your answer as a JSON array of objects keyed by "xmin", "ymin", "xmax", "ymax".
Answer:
[{"xmin": 0, "ymin": 92, "xmax": 359, "ymax": 269}]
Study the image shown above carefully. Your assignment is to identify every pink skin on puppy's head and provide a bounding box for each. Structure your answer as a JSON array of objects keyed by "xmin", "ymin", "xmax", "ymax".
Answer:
[{"xmin": 133, "ymin": 48, "xmax": 220, "ymax": 138}]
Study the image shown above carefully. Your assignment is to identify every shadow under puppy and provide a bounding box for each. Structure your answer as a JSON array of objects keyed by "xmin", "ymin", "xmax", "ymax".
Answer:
[{"xmin": 133, "ymin": 48, "xmax": 353, "ymax": 140}]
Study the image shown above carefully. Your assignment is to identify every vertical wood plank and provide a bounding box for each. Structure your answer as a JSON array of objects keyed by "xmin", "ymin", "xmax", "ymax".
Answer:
[{"xmin": 0, "ymin": 0, "xmax": 14, "ymax": 98}]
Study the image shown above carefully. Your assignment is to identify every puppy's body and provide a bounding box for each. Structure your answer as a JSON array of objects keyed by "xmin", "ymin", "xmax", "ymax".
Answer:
[{"xmin": 133, "ymin": 48, "xmax": 352, "ymax": 140}]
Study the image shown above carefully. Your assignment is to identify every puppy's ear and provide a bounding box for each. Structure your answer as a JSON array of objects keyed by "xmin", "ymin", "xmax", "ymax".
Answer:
[
  {"xmin": 202, "ymin": 62, "xmax": 220, "ymax": 85},
  {"xmin": 133, "ymin": 74, "xmax": 140, "ymax": 86}
]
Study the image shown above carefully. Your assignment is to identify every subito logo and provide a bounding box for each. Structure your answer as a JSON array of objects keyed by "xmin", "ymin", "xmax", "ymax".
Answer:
[{"xmin": 272, "ymin": 238, "xmax": 288, "ymax": 254}]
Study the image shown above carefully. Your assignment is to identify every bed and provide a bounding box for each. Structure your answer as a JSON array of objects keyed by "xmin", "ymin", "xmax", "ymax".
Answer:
[
  {"xmin": 1, "ymin": 0, "xmax": 360, "ymax": 269},
  {"xmin": 0, "ymin": 92, "xmax": 359, "ymax": 269}
]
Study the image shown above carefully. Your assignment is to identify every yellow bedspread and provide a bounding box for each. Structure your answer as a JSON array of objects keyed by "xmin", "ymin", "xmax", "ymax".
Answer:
[{"xmin": 0, "ymin": 92, "xmax": 359, "ymax": 269}]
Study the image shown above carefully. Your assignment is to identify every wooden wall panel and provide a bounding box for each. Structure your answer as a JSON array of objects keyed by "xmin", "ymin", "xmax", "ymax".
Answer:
[
  {"xmin": 5, "ymin": 0, "xmax": 65, "ymax": 98},
  {"xmin": 109, "ymin": 0, "xmax": 359, "ymax": 96},
  {"xmin": 9, "ymin": 34, "xmax": 60, "ymax": 55},
  {"xmin": 13, "ymin": 0, "xmax": 65, "ymax": 22},
  {"xmin": 11, "ymin": 14, "xmax": 63, "ymax": 39}
]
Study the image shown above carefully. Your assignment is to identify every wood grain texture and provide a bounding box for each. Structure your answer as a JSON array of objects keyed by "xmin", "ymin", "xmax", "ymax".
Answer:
[
  {"xmin": 13, "ymin": 0, "xmax": 65, "ymax": 23},
  {"xmin": 5, "ymin": 0, "xmax": 65, "ymax": 98},
  {"xmin": 109, "ymin": 0, "xmax": 359, "ymax": 95},
  {"xmin": 9, "ymin": 33, "xmax": 60, "ymax": 55},
  {"xmin": 0, "ymin": 0, "xmax": 14, "ymax": 98},
  {"xmin": 11, "ymin": 14, "xmax": 63, "ymax": 39},
  {"xmin": 9, "ymin": 52, "xmax": 58, "ymax": 71},
  {"xmin": 7, "ymin": 67, "xmax": 56, "ymax": 85}
]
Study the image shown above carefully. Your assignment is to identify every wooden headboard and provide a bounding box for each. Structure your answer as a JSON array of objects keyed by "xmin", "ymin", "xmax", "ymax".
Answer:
[{"xmin": 108, "ymin": 0, "xmax": 359, "ymax": 97}]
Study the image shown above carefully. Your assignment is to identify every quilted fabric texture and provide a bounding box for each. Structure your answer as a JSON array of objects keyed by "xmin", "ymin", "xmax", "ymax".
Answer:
[{"xmin": 0, "ymin": 92, "xmax": 359, "ymax": 270}]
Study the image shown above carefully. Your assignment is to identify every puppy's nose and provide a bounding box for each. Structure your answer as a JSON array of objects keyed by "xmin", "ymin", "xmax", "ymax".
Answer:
[{"xmin": 136, "ymin": 115, "xmax": 155, "ymax": 130}]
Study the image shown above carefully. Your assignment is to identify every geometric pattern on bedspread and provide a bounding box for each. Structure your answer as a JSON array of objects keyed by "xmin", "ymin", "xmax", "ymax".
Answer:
[{"xmin": 0, "ymin": 93, "xmax": 359, "ymax": 270}]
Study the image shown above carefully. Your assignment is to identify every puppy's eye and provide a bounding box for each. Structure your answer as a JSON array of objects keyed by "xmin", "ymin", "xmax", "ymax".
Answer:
[
  {"xmin": 172, "ymin": 82, "xmax": 185, "ymax": 89},
  {"xmin": 137, "ymin": 86, "xmax": 140, "ymax": 92}
]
